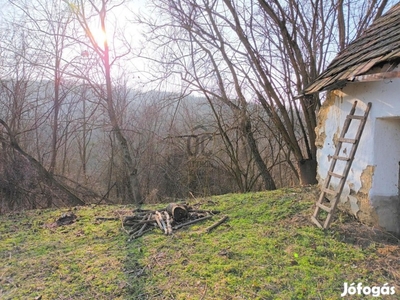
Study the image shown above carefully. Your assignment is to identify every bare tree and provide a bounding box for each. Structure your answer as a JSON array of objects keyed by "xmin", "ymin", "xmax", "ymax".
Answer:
[
  {"xmin": 136, "ymin": 0, "xmax": 392, "ymax": 186},
  {"xmin": 66, "ymin": 0, "xmax": 142, "ymax": 204}
]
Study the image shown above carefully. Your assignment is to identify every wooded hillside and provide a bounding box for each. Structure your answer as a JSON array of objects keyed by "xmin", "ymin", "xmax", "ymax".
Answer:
[{"xmin": 0, "ymin": 0, "xmax": 393, "ymax": 211}]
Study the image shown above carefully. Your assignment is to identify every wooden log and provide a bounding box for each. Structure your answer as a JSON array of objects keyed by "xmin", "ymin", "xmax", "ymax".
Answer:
[
  {"xmin": 166, "ymin": 203, "xmax": 188, "ymax": 222},
  {"xmin": 136, "ymin": 223, "xmax": 148, "ymax": 236},
  {"xmin": 172, "ymin": 214, "xmax": 213, "ymax": 230},
  {"xmin": 127, "ymin": 223, "xmax": 143, "ymax": 234},
  {"xmin": 136, "ymin": 214, "xmax": 152, "ymax": 236},
  {"xmin": 131, "ymin": 209, "xmax": 165, "ymax": 218},
  {"xmin": 124, "ymin": 214, "xmax": 148, "ymax": 226},
  {"xmin": 129, "ymin": 227, "xmax": 155, "ymax": 240},
  {"xmin": 126, "ymin": 213, "xmax": 150, "ymax": 232},
  {"xmin": 124, "ymin": 215, "xmax": 144, "ymax": 222},
  {"xmin": 159, "ymin": 211, "xmax": 168, "ymax": 234},
  {"xmin": 126, "ymin": 218, "xmax": 156, "ymax": 226},
  {"xmin": 155, "ymin": 211, "xmax": 165, "ymax": 232},
  {"xmin": 164, "ymin": 211, "xmax": 172, "ymax": 235},
  {"xmin": 205, "ymin": 216, "xmax": 228, "ymax": 233}
]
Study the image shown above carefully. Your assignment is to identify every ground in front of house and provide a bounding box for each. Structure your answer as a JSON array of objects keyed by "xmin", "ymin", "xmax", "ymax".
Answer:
[{"xmin": 0, "ymin": 186, "xmax": 399, "ymax": 299}]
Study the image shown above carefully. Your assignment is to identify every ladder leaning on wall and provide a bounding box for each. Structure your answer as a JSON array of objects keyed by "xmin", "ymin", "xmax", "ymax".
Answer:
[{"xmin": 311, "ymin": 101, "xmax": 372, "ymax": 229}]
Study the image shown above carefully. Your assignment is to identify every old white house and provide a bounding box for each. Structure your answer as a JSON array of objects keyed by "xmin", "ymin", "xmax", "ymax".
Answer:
[{"xmin": 304, "ymin": 3, "xmax": 400, "ymax": 234}]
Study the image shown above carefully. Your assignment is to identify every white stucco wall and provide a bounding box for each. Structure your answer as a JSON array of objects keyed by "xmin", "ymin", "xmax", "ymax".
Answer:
[
  {"xmin": 373, "ymin": 118, "xmax": 400, "ymax": 196},
  {"xmin": 316, "ymin": 69, "xmax": 400, "ymax": 233}
]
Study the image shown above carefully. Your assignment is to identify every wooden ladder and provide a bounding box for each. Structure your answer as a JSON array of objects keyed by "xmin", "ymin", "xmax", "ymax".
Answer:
[{"xmin": 311, "ymin": 101, "xmax": 372, "ymax": 229}]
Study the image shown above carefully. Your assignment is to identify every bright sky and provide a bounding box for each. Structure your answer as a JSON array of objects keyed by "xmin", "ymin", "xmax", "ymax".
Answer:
[
  {"xmin": 0, "ymin": 0, "xmax": 161, "ymax": 91},
  {"xmin": 93, "ymin": 0, "xmax": 161, "ymax": 90}
]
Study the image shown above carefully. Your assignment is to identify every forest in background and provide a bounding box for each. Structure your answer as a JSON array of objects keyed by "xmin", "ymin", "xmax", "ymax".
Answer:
[{"xmin": 0, "ymin": 0, "xmax": 393, "ymax": 212}]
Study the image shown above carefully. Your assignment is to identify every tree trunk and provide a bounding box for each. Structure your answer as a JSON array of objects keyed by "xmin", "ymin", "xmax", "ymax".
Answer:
[
  {"xmin": 298, "ymin": 159, "xmax": 318, "ymax": 185},
  {"xmin": 243, "ymin": 117, "xmax": 277, "ymax": 190},
  {"xmin": 0, "ymin": 119, "xmax": 85, "ymax": 206},
  {"xmin": 100, "ymin": 4, "xmax": 142, "ymax": 205}
]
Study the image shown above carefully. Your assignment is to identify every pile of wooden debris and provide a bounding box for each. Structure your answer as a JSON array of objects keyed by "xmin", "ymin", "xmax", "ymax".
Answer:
[{"xmin": 122, "ymin": 203, "xmax": 228, "ymax": 240}]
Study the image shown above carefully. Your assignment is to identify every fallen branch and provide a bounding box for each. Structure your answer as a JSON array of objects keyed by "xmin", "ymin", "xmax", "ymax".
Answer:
[
  {"xmin": 173, "ymin": 214, "xmax": 213, "ymax": 230},
  {"xmin": 129, "ymin": 227, "xmax": 155, "ymax": 240},
  {"xmin": 188, "ymin": 209, "xmax": 220, "ymax": 215},
  {"xmin": 128, "ymin": 224, "xmax": 141, "ymax": 235},
  {"xmin": 125, "ymin": 218, "xmax": 156, "ymax": 226},
  {"xmin": 137, "ymin": 223, "xmax": 148, "ymax": 235},
  {"xmin": 123, "ymin": 213, "xmax": 150, "ymax": 226},
  {"xmin": 136, "ymin": 214, "xmax": 152, "ymax": 236},
  {"xmin": 132, "ymin": 209, "xmax": 163, "ymax": 216},
  {"xmin": 95, "ymin": 217, "xmax": 119, "ymax": 221},
  {"xmin": 205, "ymin": 216, "xmax": 228, "ymax": 233},
  {"xmin": 0, "ymin": 118, "xmax": 85, "ymax": 206}
]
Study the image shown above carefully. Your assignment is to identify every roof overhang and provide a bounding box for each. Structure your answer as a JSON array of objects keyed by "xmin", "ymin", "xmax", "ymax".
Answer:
[{"xmin": 301, "ymin": 67, "xmax": 400, "ymax": 97}]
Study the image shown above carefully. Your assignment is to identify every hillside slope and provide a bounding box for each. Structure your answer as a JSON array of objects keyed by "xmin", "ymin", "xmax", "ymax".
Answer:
[{"xmin": 1, "ymin": 187, "xmax": 399, "ymax": 299}]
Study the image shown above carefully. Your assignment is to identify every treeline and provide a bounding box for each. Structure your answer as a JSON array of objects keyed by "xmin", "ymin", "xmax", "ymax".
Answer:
[{"xmin": 0, "ymin": 80, "xmax": 297, "ymax": 211}]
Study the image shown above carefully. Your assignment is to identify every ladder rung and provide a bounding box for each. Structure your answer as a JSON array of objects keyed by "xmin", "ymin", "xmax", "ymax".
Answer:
[
  {"xmin": 332, "ymin": 155, "xmax": 351, "ymax": 161},
  {"xmin": 322, "ymin": 187, "xmax": 337, "ymax": 196},
  {"xmin": 338, "ymin": 138, "xmax": 357, "ymax": 144},
  {"xmin": 328, "ymin": 171, "xmax": 343, "ymax": 178},
  {"xmin": 347, "ymin": 115, "xmax": 364, "ymax": 120},
  {"xmin": 311, "ymin": 216, "xmax": 323, "ymax": 228},
  {"xmin": 316, "ymin": 202, "xmax": 332, "ymax": 212}
]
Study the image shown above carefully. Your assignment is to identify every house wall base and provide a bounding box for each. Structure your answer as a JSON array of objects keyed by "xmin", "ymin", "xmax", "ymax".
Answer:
[
  {"xmin": 324, "ymin": 183, "xmax": 400, "ymax": 235},
  {"xmin": 371, "ymin": 195, "xmax": 400, "ymax": 235}
]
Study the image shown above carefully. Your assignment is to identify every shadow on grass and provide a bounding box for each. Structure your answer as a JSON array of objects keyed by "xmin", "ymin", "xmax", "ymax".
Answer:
[
  {"xmin": 329, "ymin": 215, "xmax": 400, "ymax": 290},
  {"xmin": 123, "ymin": 231, "xmax": 167, "ymax": 299},
  {"xmin": 331, "ymin": 212, "xmax": 400, "ymax": 249}
]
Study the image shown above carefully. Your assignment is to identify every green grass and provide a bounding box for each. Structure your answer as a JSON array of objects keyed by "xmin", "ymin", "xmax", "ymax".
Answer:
[{"xmin": 0, "ymin": 187, "xmax": 399, "ymax": 299}]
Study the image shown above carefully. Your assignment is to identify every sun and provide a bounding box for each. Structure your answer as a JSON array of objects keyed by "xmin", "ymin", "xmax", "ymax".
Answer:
[{"xmin": 90, "ymin": 27, "xmax": 108, "ymax": 47}]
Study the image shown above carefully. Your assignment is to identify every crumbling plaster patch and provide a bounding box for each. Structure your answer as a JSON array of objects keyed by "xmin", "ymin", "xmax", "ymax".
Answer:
[
  {"xmin": 315, "ymin": 91, "xmax": 336, "ymax": 149},
  {"xmin": 336, "ymin": 165, "xmax": 378, "ymax": 226},
  {"xmin": 315, "ymin": 91, "xmax": 341, "ymax": 184},
  {"xmin": 355, "ymin": 165, "xmax": 378, "ymax": 226},
  {"xmin": 360, "ymin": 165, "xmax": 374, "ymax": 195}
]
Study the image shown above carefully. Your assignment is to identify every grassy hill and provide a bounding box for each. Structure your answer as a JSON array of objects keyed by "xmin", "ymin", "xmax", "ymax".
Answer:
[{"xmin": 1, "ymin": 186, "xmax": 399, "ymax": 299}]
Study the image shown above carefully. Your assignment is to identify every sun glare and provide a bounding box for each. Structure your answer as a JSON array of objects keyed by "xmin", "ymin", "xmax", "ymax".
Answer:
[{"xmin": 90, "ymin": 27, "xmax": 108, "ymax": 46}]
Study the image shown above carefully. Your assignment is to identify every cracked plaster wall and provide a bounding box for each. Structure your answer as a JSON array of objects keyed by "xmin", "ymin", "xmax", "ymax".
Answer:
[{"xmin": 316, "ymin": 70, "xmax": 400, "ymax": 234}]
